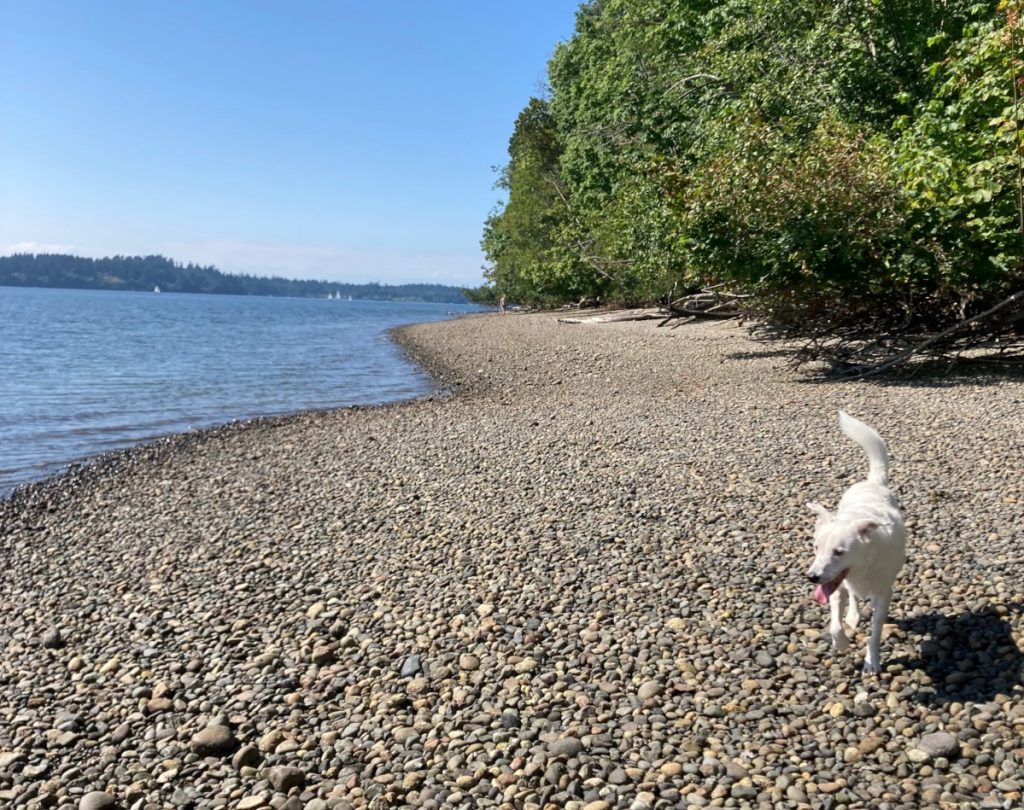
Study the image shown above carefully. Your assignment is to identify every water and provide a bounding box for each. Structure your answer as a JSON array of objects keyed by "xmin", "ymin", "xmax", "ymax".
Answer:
[{"xmin": 0, "ymin": 286, "xmax": 479, "ymax": 495}]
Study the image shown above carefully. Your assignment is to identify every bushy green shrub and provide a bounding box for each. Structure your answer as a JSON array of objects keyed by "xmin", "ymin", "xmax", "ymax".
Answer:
[{"xmin": 680, "ymin": 119, "xmax": 906, "ymax": 291}]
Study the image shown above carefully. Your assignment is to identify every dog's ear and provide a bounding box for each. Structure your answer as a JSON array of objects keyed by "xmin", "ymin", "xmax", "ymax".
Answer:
[
  {"xmin": 852, "ymin": 519, "xmax": 879, "ymax": 540},
  {"xmin": 806, "ymin": 502, "xmax": 832, "ymax": 531}
]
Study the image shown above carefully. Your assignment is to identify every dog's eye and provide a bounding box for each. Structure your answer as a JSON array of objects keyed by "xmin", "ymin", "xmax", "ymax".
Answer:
[{"xmin": 833, "ymin": 549, "xmax": 845, "ymax": 557}]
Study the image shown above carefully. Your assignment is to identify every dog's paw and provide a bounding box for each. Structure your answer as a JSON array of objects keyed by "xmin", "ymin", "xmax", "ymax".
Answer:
[
  {"xmin": 862, "ymin": 660, "xmax": 880, "ymax": 675},
  {"xmin": 831, "ymin": 631, "xmax": 849, "ymax": 652}
]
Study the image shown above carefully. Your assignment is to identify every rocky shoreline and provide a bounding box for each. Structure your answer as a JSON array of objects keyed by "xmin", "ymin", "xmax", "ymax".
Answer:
[{"xmin": 1, "ymin": 312, "xmax": 1022, "ymax": 810}]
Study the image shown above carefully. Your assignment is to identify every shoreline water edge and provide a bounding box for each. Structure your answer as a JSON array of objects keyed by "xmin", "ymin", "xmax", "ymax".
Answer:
[
  {"xmin": 1, "ymin": 312, "xmax": 1022, "ymax": 809},
  {"xmin": 0, "ymin": 287, "xmax": 482, "ymax": 498}
]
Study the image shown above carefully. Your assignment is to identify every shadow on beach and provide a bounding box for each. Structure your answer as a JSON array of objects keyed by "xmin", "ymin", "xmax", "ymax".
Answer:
[
  {"xmin": 854, "ymin": 361, "xmax": 1024, "ymax": 390},
  {"xmin": 724, "ymin": 343, "xmax": 1024, "ymax": 388},
  {"xmin": 813, "ymin": 359, "xmax": 1021, "ymax": 388},
  {"xmin": 891, "ymin": 605, "xmax": 1023, "ymax": 705}
]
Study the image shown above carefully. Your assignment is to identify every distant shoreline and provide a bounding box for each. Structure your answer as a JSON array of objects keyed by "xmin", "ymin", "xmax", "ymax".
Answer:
[
  {"xmin": 0, "ymin": 252, "xmax": 472, "ymax": 303},
  {"xmin": 0, "ymin": 283, "xmax": 470, "ymax": 304}
]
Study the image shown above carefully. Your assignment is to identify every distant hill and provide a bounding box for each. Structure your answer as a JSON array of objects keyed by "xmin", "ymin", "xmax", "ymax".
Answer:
[{"xmin": 0, "ymin": 253, "xmax": 470, "ymax": 304}]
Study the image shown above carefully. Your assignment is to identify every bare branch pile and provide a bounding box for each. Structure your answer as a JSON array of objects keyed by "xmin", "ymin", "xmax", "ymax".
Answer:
[
  {"xmin": 657, "ymin": 283, "xmax": 751, "ymax": 328},
  {"xmin": 755, "ymin": 289, "xmax": 1024, "ymax": 377}
]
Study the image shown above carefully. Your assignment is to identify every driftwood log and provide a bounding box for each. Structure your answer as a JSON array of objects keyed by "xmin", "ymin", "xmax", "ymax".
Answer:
[
  {"xmin": 557, "ymin": 308, "xmax": 664, "ymax": 324},
  {"xmin": 558, "ymin": 285, "xmax": 749, "ymax": 326},
  {"xmin": 658, "ymin": 285, "xmax": 750, "ymax": 325}
]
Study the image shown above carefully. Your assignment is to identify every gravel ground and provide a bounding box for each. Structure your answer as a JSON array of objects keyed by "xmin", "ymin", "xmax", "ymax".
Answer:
[{"xmin": 1, "ymin": 311, "xmax": 1022, "ymax": 810}]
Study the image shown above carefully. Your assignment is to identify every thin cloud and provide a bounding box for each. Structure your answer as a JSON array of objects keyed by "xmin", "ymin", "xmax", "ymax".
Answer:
[{"xmin": 2, "ymin": 241, "xmax": 81, "ymax": 255}]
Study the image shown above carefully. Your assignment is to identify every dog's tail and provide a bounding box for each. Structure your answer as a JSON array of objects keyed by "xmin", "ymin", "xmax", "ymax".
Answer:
[{"xmin": 838, "ymin": 410, "xmax": 889, "ymax": 485}]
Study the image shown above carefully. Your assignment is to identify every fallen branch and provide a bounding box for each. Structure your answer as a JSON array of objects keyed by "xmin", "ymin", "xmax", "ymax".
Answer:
[
  {"xmin": 558, "ymin": 308, "xmax": 664, "ymax": 324},
  {"xmin": 658, "ymin": 285, "xmax": 749, "ymax": 325},
  {"xmin": 839, "ymin": 289, "xmax": 1024, "ymax": 378},
  {"xmin": 674, "ymin": 301, "xmax": 743, "ymax": 318}
]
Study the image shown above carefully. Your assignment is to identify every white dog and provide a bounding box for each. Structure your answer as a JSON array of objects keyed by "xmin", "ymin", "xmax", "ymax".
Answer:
[{"xmin": 806, "ymin": 411, "xmax": 906, "ymax": 674}]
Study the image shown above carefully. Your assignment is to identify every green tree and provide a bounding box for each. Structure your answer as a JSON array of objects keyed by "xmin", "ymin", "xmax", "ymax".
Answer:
[
  {"xmin": 485, "ymin": 0, "xmax": 1021, "ymax": 332},
  {"xmin": 482, "ymin": 98, "xmax": 592, "ymax": 305}
]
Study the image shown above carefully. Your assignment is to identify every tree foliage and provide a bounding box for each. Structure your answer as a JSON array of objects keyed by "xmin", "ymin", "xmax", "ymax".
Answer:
[
  {"xmin": 480, "ymin": 98, "xmax": 594, "ymax": 306},
  {"xmin": 483, "ymin": 0, "xmax": 1024, "ymax": 332}
]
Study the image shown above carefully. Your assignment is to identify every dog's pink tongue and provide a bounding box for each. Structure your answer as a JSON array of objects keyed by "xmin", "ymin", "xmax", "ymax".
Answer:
[{"xmin": 814, "ymin": 584, "xmax": 829, "ymax": 605}]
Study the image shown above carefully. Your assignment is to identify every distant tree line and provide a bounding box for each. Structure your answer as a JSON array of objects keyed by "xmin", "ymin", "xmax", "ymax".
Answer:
[
  {"xmin": 478, "ymin": 0, "xmax": 1024, "ymax": 335},
  {"xmin": 0, "ymin": 253, "xmax": 470, "ymax": 304}
]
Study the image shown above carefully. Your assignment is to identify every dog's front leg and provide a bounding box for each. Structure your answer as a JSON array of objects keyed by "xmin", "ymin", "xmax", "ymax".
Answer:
[
  {"xmin": 863, "ymin": 592, "xmax": 890, "ymax": 674},
  {"xmin": 829, "ymin": 588, "xmax": 849, "ymax": 652},
  {"xmin": 843, "ymin": 582, "xmax": 859, "ymax": 632}
]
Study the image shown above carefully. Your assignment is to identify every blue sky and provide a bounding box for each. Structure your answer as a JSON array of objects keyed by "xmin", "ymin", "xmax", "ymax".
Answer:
[{"xmin": 0, "ymin": 2, "xmax": 580, "ymax": 286}]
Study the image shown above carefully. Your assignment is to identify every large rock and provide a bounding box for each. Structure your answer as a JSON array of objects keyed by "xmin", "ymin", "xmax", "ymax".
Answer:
[
  {"xmin": 267, "ymin": 765, "xmax": 305, "ymax": 792},
  {"xmin": 42, "ymin": 628, "xmax": 65, "ymax": 649},
  {"xmin": 232, "ymin": 744, "xmax": 261, "ymax": 770},
  {"xmin": 190, "ymin": 725, "xmax": 238, "ymax": 757},
  {"xmin": 917, "ymin": 731, "xmax": 960, "ymax": 759},
  {"xmin": 400, "ymin": 654, "xmax": 422, "ymax": 676},
  {"xmin": 80, "ymin": 793, "xmax": 117, "ymax": 810},
  {"xmin": 0, "ymin": 751, "xmax": 25, "ymax": 770},
  {"xmin": 638, "ymin": 680, "xmax": 664, "ymax": 700},
  {"xmin": 549, "ymin": 737, "xmax": 584, "ymax": 758}
]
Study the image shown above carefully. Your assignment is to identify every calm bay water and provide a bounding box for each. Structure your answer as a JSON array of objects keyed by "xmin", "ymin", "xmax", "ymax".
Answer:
[{"xmin": 0, "ymin": 286, "xmax": 479, "ymax": 495}]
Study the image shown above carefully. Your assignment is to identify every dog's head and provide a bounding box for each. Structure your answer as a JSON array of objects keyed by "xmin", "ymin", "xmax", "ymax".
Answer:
[{"xmin": 805, "ymin": 502, "xmax": 879, "ymax": 604}]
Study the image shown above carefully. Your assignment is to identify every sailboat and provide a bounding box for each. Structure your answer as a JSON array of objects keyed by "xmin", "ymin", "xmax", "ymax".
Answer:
[{"xmin": 153, "ymin": 285, "xmax": 161, "ymax": 293}]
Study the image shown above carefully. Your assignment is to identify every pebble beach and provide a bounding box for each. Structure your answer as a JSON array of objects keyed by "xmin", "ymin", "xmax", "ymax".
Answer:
[{"xmin": 1, "ymin": 311, "xmax": 1022, "ymax": 810}]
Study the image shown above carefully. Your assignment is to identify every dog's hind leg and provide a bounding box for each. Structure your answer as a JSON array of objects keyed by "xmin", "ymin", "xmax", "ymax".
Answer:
[
  {"xmin": 830, "ymin": 588, "xmax": 849, "ymax": 652},
  {"xmin": 863, "ymin": 590, "xmax": 891, "ymax": 675},
  {"xmin": 843, "ymin": 581, "xmax": 860, "ymax": 632}
]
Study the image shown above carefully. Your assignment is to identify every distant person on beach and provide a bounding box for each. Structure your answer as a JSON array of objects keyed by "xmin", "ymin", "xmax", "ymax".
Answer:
[{"xmin": 499, "ymin": 295, "xmax": 507, "ymax": 313}]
